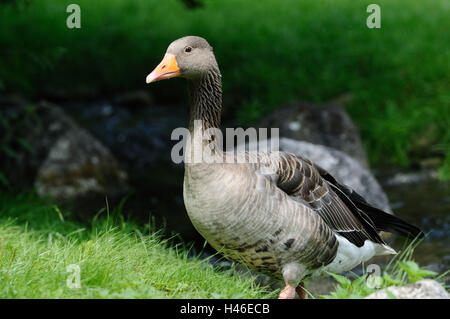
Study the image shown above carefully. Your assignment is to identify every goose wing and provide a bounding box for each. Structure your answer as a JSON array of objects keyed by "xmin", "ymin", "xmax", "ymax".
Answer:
[
  {"xmin": 316, "ymin": 166, "xmax": 423, "ymax": 240},
  {"xmin": 271, "ymin": 152, "xmax": 385, "ymax": 247}
]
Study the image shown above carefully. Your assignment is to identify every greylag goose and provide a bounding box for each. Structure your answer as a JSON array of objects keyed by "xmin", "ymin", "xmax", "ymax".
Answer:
[{"xmin": 146, "ymin": 36, "xmax": 423, "ymax": 299}]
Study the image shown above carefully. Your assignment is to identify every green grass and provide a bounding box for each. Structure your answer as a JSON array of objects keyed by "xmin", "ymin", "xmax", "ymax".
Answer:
[
  {"xmin": 0, "ymin": 0, "xmax": 449, "ymax": 176},
  {"xmin": 318, "ymin": 238, "xmax": 449, "ymax": 299},
  {"xmin": 0, "ymin": 193, "xmax": 447, "ymax": 299},
  {"xmin": 0, "ymin": 193, "xmax": 273, "ymax": 298}
]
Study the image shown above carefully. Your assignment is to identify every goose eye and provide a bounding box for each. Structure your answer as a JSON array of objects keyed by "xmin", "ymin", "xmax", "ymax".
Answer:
[{"xmin": 184, "ymin": 46, "xmax": 192, "ymax": 53}]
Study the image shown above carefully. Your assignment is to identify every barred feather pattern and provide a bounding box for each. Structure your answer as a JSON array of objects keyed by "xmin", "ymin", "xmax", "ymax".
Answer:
[{"xmin": 183, "ymin": 72, "xmax": 343, "ymax": 277}]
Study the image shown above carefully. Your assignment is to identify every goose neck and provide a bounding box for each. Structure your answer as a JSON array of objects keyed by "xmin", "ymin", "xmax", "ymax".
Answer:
[
  {"xmin": 188, "ymin": 69, "xmax": 222, "ymax": 131},
  {"xmin": 185, "ymin": 69, "xmax": 223, "ymax": 166}
]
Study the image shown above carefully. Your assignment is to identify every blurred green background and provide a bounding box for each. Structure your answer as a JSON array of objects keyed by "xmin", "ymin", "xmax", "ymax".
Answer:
[
  {"xmin": 0, "ymin": 0, "xmax": 449, "ymax": 299},
  {"xmin": 0, "ymin": 0, "xmax": 449, "ymax": 176}
]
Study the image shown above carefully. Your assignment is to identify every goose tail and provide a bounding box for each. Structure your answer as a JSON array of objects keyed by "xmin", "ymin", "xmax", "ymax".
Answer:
[{"xmin": 361, "ymin": 205, "xmax": 424, "ymax": 240}]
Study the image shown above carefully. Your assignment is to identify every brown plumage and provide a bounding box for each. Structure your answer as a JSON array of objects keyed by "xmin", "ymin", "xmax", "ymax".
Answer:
[{"xmin": 146, "ymin": 36, "xmax": 423, "ymax": 299}]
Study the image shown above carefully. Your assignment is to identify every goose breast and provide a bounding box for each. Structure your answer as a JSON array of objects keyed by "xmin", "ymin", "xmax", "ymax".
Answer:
[{"xmin": 183, "ymin": 162, "xmax": 338, "ymax": 275}]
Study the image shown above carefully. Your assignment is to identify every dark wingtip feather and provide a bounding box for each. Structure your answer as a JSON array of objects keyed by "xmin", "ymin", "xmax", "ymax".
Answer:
[
  {"xmin": 319, "ymin": 170, "xmax": 424, "ymax": 240},
  {"xmin": 360, "ymin": 203, "xmax": 424, "ymax": 240},
  {"xmin": 341, "ymin": 188, "xmax": 424, "ymax": 240}
]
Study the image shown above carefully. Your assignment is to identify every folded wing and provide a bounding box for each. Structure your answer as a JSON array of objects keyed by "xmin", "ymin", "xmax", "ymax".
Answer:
[{"xmin": 271, "ymin": 152, "xmax": 422, "ymax": 247}]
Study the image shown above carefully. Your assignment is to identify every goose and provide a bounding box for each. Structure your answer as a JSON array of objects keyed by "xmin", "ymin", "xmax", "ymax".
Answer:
[{"xmin": 146, "ymin": 36, "xmax": 423, "ymax": 299}]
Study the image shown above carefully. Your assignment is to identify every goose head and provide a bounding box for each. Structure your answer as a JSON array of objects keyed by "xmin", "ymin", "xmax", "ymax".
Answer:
[{"xmin": 146, "ymin": 36, "xmax": 219, "ymax": 83}]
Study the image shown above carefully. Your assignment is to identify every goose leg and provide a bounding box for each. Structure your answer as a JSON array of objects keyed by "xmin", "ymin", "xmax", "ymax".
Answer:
[
  {"xmin": 295, "ymin": 282, "xmax": 306, "ymax": 299},
  {"xmin": 278, "ymin": 283, "xmax": 296, "ymax": 299},
  {"xmin": 278, "ymin": 263, "xmax": 305, "ymax": 299}
]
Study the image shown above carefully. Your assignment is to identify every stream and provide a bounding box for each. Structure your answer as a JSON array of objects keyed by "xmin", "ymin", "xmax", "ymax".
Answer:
[{"xmin": 382, "ymin": 172, "xmax": 449, "ymax": 274}]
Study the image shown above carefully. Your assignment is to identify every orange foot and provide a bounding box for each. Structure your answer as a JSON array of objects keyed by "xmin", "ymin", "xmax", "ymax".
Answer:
[
  {"xmin": 278, "ymin": 284, "xmax": 296, "ymax": 299},
  {"xmin": 278, "ymin": 282, "xmax": 306, "ymax": 299}
]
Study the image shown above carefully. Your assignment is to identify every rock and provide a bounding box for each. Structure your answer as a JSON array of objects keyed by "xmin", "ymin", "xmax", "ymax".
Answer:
[
  {"xmin": 419, "ymin": 158, "xmax": 442, "ymax": 169},
  {"xmin": 384, "ymin": 170, "xmax": 439, "ymax": 186},
  {"xmin": 365, "ymin": 280, "xmax": 449, "ymax": 299},
  {"xmin": 33, "ymin": 102, "xmax": 129, "ymax": 199},
  {"xmin": 61, "ymin": 102, "xmax": 187, "ymax": 180},
  {"xmin": 245, "ymin": 138, "xmax": 391, "ymax": 213},
  {"xmin": 59, "ymin": 102, "xmax": 194, "ymax": 239},
  {"xmin": 35, "ymin": 129, "xmax": 128, "ymax": 200},
  {"xmin": 0, "ymin": 99, "xmax": 129, "ymax": 199},
  {"xmin": 256, "ymin": 101, "xmax": 369, "ymax": 167}
]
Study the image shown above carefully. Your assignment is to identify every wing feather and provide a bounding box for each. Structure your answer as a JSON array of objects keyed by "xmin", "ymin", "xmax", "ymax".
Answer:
[{"xmin": 272, "ymin": 152, "xmax": 385, "ymax": 247}]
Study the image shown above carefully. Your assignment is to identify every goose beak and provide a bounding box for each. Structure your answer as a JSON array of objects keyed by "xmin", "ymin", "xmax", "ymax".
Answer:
[{"xmin": 146, "ymin": 54, "xmax": 180, "ymax": 83}]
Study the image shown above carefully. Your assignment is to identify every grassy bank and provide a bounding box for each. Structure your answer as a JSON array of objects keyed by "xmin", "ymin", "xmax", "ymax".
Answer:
[
  {"xmin": 0, "ymin": 0, "xmax": 449, "ymax": 176},
  {"xmin": 0, "ymin": 193, "xmax": 272, "ymax": 298},
  {"xmin": 0, "ymin": 193, "xmax": 446, "ymax": 299}
]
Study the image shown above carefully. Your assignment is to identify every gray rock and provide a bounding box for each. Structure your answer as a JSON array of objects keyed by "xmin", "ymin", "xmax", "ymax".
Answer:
[
  {"xmin": 61, "ymin": 102, "xmax": 188, "ymax": 185},
  {"xmin": 244, "ymin": 138, "xmax": 391, "ymax": 213},
  {"xmin": 365, "ymin": 280, "xmax": 449, "ymax": 299},
  {"xmin": 0, "ymin": 100, "xmax": 128, "ymax": 199},
  {"xmin": 32, "ymin": 102, "xmax": 128, "ymax": 199},
  {"xmin": 256, "ymin": 101, "xmax": 369, "ymax": 167},
  {"xmin": 384, "ymin": 170, "xmax": 439, "ymax": 186}
]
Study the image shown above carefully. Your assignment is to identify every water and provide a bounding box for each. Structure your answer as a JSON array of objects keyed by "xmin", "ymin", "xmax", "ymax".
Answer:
[{"xmin": 382, "ymin": 173, "xmax": 450, "ymax": 274}]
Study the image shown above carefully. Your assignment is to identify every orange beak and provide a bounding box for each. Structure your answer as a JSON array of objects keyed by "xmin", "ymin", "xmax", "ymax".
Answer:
[{"xmin": 146, "ymin": 53, "xmax": 180, "ymax": 83}]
